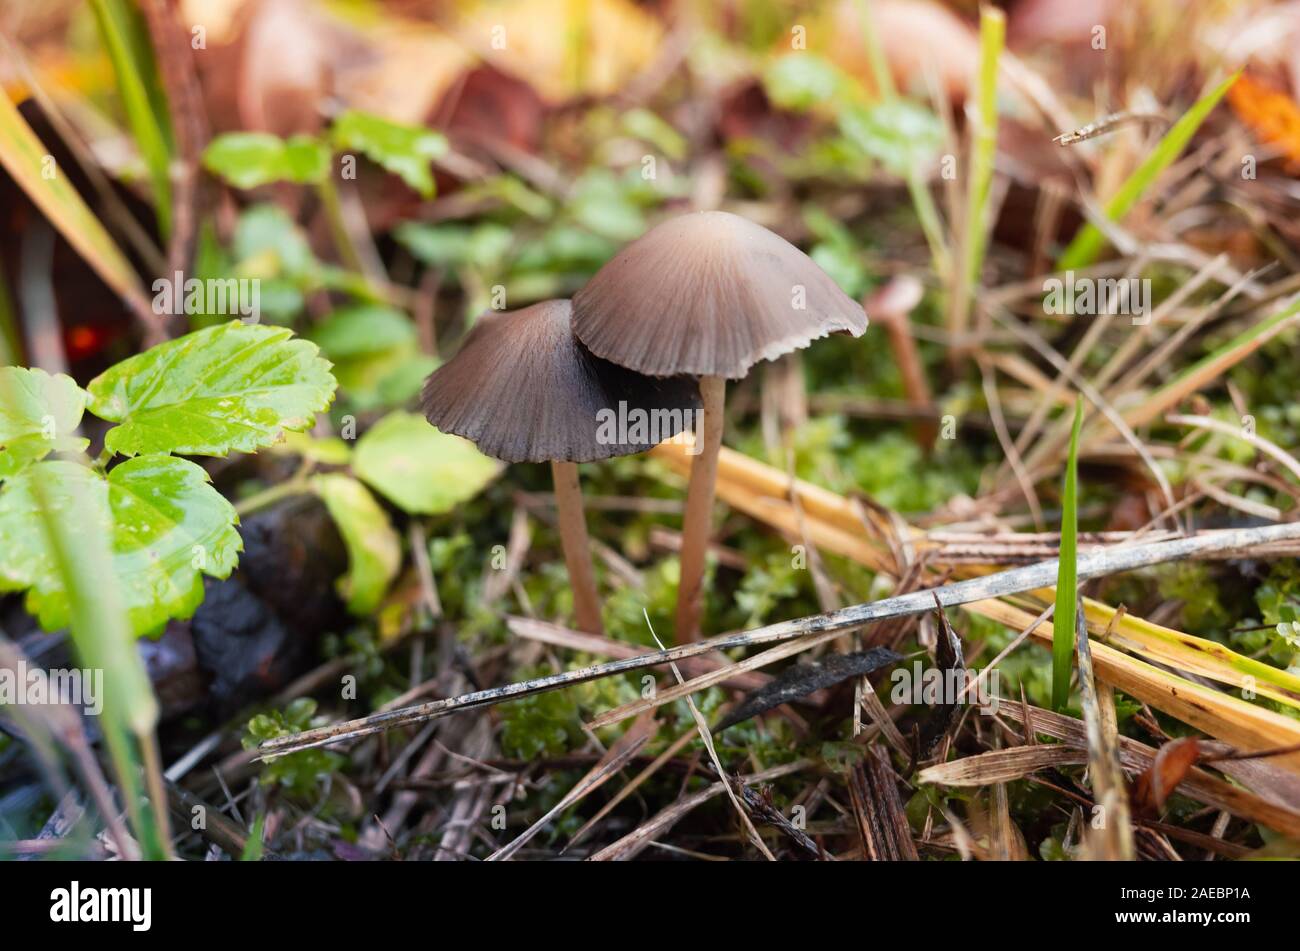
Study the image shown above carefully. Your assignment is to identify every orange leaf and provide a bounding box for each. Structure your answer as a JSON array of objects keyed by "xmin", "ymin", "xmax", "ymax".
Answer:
[{"xmin": 1228, "ymin": 72, "xmax": 1300, "ymax": 172}]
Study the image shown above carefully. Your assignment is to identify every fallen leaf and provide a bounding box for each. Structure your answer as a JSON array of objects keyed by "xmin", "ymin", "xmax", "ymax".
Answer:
[
  {"xmin": 1132, "ymin": 736, "xmax": 1202, "ymax": 816},
  {"xmin": 1228, "ymin": 72, "xmax": 1300, "ymax": 172}
]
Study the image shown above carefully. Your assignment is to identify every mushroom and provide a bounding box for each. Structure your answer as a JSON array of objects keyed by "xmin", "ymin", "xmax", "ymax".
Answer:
[
  {"xmin": 571, "ymin": 211, "xmax": 867, "ymax": 642},
  {"xmin": 421, "ymin": 299, "xmax": 699, "ymax": 635}
]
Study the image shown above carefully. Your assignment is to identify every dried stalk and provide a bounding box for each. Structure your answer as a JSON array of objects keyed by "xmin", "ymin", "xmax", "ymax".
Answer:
[{"xmin": 259, "ymin": 521, "xmax": 1300, "ymax": 758}]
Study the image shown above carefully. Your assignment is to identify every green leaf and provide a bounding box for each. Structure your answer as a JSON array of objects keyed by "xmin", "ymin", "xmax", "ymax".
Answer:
[
  {"xmin": 0, "ymin": 433, "xmax": 88, "ymax": 480},
  {"xmin": 1051, "ymin": 397, "xmax": 1084, "ymax": 711},
  {"xmin": 960, "ymin": 6, "xmax": 1005, "ymax": 291},
  {"xmin": 0, "ymin": 367, "xmax": 90, "ymax": 477},
  {"xmin": 763, "ymin": 53, "xmax": 846, "ymax": 112},
  {"xmin": 309, "ymin": 304, "xmax": 417, "ymax": 360},
  {"xmin": 395, "ymin": 221, "xmax": 514, "ymax": 271},
  {"xmin": 308, "ymin": 304, "xmax": 433, "ymax": 410},
  {"xmin": 353, "ymin": 411, "xmax": 501, "ymax": 515},
  {"xmin": 25, "ymin": 437, "xmax": 166, "ymax": 856},
  {"xmin": 620, "ymin": 108, "xmax": 686, "ymax": 160},
  {"xmin": 333, "ymin": 346, "xmax": 436, "ymax": 412},
  {"xmin": 234, "ymin": 204, "xmax": 319, "ymax": 278},
  {"xmin": 311, "ymin": 473, "xmax": 401, "ymax": 614},
  {"xmin": 86, "ymin": 321, "xmax": 336, "ymax": 458},
  {"xmin": 330, "ymin": 110, "xmax": 447, "ymax": 198},
  {"xmin": 568, "ymin": 170, "xmax": 646, "ymax": 242},
  {"xmin": 272, "ymin": 431, "xmax": 353, "ymax": 466},
  {"xmin": 0, "ymin": 456, "xmax": 241, "ymax": 637},
  {"xmin": 1058, "ymin": 71, "xmax": 1240, "ymax": 269},
  {"xmin": 202, "ymin": 132, "xmax": 329, "ymax": 189},
  {"xmin": 839, "ymin": 99, "xmax": 944, "ymax": 175},
  {"xmin": 240, "ymin": 813, "xmax": 267, "ymax": 862}
]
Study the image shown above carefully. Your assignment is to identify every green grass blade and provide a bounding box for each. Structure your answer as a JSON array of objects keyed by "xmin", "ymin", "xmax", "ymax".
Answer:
[
  {"xmin": 1123, "ymin": 293, "xmax": 1300, "ymax": 430},
  {"xmin": 948, "ymin": 5, "xmax": 1004, "ymax": 348},
  {"xmin": 89, "ymin": 0, "xmax": 175, "ymax": 237},
  {"xmin": 854, "ymin": 0, "xmax": 896, "ymax": 100},
  {"xmin": 0, "ymin": 264, "xmax": 21, "ymax": 365},
  {"xmin": 963, "ymin": 6, "xmax": 1004, "ymax": 289},
  {"xmin": 1057, "ymin": 71, "xmax": 1239, "ymax": 270},
  {"xmin": 25, "ymin": 459, "xmax": 170, "ymax": 858},
  {"xmin": 1051, "ymin": 397, "xmax": 1084, "ymax": 710}
]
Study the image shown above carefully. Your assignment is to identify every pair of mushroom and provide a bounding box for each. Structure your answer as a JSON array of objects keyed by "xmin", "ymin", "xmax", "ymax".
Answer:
[{"xmin": 422, "ymin": 211, "xmax": 866, "ymax": 642}]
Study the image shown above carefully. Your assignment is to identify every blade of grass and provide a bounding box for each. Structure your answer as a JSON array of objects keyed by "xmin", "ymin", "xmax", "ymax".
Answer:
[
  {"xmin": 1051, "ymin": 398, "xmax": 1083, "ymax": 710},
  {"xmin": 1120, "ymin": 292, "xmax": 1300, "ymax": 430},
  {"xmin": 947, "ymin": 5, "xmax": 1004, "ymax": 355},
  {"xmin": 853, "ymin": 0, "xmax": 950, "ymax": 281},
  {"xmin": 1082, "ymin": 600, "xmax": 1300, "ymax": 706},
  {"xmin": 1057, "ymin": 71, "xmax": 1240, "ymax": 270},
  {"xmin": 854, "ymin": 0, "xmax": 896, "ymax": 99},
  {"xmin": 0, "ymin": 265, "xmax": 21, "ymax": 365},
  {"xmin": 89, "ymin": 0, "xmax": 175, "ymax": 237},
  {"xmin": 2, "ymin": 360, "xmax": 176, "ymax": 863},
  {"xmin": 0, "ymin": 91, "xmax": 149, "ymax": 312},
  {"xmin": 1073, "ymin": 599, "xmax": 1135, "ymax": 859},
  {"xmin": 28, "ymin": 471, "xmax": 171, "ymax": 858}
]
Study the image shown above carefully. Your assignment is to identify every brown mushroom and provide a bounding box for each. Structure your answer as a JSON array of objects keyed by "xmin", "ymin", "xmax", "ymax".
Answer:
[
  {"xmin": 571, "ymin": 211, "xmax": 867, "ymax": 642},
  {"xmin": 421, "ymin": 299, "xmax": 699, "ymax": 635}
]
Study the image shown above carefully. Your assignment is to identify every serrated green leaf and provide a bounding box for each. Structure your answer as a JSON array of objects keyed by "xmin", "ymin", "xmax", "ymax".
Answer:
[
  {"xmin": 311, "ymin": 473, "xmax": 401, "ymax": 614},
  {"xmin": 86, "ymin": 321, "xmax": 337, "ymax": 458},
  {"xmin": 0, "ymin": 367, "xmax": 90, "ymax": 477},
  {"xmin": 330, "ymin": 110, "xmax": 446, "ymax": 198},
  {"xmin": 0, "ymin": 433, "xmax": 89, "ymax": 480},
  {"xmin": 353, "ymin": 411, "xmax": 501, "ymax": 515},
  {"xmin": 202, "ymin": 132, "xmax": 329, "ymax": 189},
  {"xmin": 0, "ymin": 456, "xmax": 241, "ymax": 636}
]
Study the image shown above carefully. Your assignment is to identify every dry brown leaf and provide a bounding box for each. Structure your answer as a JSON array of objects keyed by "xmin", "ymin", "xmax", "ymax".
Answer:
[{"xmin": 1132, "ymin": 737, "xmax": 1203, "ymax": 818}]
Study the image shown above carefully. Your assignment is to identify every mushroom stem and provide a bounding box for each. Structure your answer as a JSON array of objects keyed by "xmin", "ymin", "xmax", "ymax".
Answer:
[
  {"xmin": 550, "ymin": 460, "xmax": 604, "ymax": 636},
  {"xmin": 675, "ymin": 375, "xmax": 726, "ymax": 643}
]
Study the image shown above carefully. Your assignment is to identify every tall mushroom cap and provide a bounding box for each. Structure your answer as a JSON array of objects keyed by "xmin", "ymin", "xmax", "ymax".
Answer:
[
  {"xmin": 421, "ymin": 299, "xmax": 701, "ymax": 463},
  {"xmin": 571, "ymin": 210, "xmax": 868, "ymax": 379}
]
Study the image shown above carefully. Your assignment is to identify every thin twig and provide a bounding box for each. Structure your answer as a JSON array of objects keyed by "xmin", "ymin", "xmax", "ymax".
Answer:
[{"xmin": 259, "ymin": 521, "xmax": 1300, "ymax": 757}]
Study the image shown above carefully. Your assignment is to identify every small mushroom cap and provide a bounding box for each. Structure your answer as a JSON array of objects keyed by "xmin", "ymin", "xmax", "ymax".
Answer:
[
  {"xmin": 572, "ymin": 211, "xmax": 868, "ymax": 379},
  {"xmin": 421, "ymin": 299, "xmax": 701, "ymax": 464}
]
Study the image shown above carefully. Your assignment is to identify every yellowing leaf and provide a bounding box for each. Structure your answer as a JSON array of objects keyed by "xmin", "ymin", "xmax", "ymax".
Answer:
[
  {"xmin": 353, "ymin": 410, "xmax": 501, "ymax": 514},
  {"xmin": 311, "ymin": 473, "xmax": 401, "ymax": 614}
]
